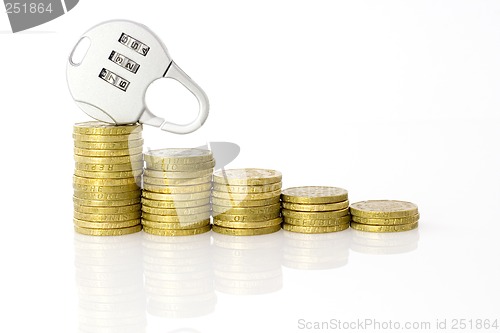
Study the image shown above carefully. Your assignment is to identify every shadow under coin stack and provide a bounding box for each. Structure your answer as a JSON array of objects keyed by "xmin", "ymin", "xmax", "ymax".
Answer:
[
  {"xmin": 211, "ymin": 168, "xmax": 283, "ymax": 236},
  {"xmin": 281, "ymin": 186, "xmax": 351, "ymax": 234},
  {"xmin": 73, "ymin": 122, "xmax": 143, "ymax": 236},
  {"xmin": 349, "ymin": 200, "xmax": 419, "ymax": 232},
  {"xmin": 141, "ymin": 148, "xmax": 214, "ymax": 236}
]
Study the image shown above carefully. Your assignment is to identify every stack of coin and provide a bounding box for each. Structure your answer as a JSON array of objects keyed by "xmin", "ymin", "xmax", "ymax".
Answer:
[
  {"xmin": 281, "ymin": 186, "xmax": 351, "ymax": 234},
  {"xmin": 73, "ymin": 122, "xmax": 143, "ymax": 236},
  {"xmin": 349, "ymin": 200, "xmax": 419, "ymax": 232},
  {"xmin": 141, "ymin": 148, "xmax": 214, "ymax": 236},
  {"xmin": 211, "ymin": 168, "xmax": 283, "ymax": 236}
]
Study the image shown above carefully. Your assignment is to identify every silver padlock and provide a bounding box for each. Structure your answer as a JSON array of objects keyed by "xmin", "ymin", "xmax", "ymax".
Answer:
[{"xmin": 67, "ymin": 20, "xmax": 209, "ymax": 134}]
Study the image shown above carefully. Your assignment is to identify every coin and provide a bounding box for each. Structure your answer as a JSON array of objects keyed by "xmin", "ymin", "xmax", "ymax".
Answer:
[
  {"xmin": 212, "ymin": 189, "xmax": 281, "ymax": 200},
  {"xmin": 142, "ymin": 205, "xmax": 210, "ymax": 216},
  {"xmin": 73, "ymin": 121, "xmax": 142, "ymax": 135},
  {"xmin": 351, "ymin": 213, "xmax": 420, "ymax": 226},
  {"xmin": 212, "ymin": 182, "xmax": 282, "ymax": 193},
  {"xmin": 282, "ymin": 223, "xmax": 349, "ymax": 234},
  {"xmin": 74, "ymin": 190, "xmax": 142, "ymax": 201},
  {"xmin": 74, "ymin": 169, "xmax": 142, "ymax": 179},
  {"xmin": 73, "ymin": 139, "xmax": 144, "ymax": 150},
  {"xmin": 74, "ymin": 204, "xmax": 141, "ymax": 214},
  {"xmin": 213, "ymin": 211, "xmax": 280, "ymax": 222},
  {"xmin": 144, "ymin": 148, "xmax": 213, "ymax": 164},
  {"xmin": 282, "ymin": 200, "xmax": 349, "ymax": 212},
  {"xmin": 73, "ymin": 132, "xmax": 142, "ymax": 142},
  {"xmin": 142, "ymin": 190, "xmax": 211, "ymax": 201},
  {"xmin": 73, "ymin": 183, "xmax": 140, "ymax": 193},
  {"xmin": 144, "ymin": 169, "xmax": 213, "ymax": 179},
  {"xmin": 74, "ymin": 211, "xmax": 142, "ymax": 222},
  {"xmin": 282, "ymin": 208, "xmax": 349, "ymax": 219},
  {"xmin": 213, "ymin": 168, "xmax": 282, "ymax": 186},
  {"xmin": 142, "ymin": 212, "xmax": 211, "ymax": 223},
  {"xmin": 143, "ymin": 225, "xmax": 211, "ymax": 236},
  {"xmin": 75, "ymin": 161, "xmax": 143, "ymax": 172},
  {"xmin": 73, "ymin": 218, "xmax": 141, "ymax": 229},
  {"xmin": 211, "ymin": 197, "xmax": 280, "ymax": 207},
  {"xmin": 143, "ymin": 175, "xmax": 212, "ymax": 186},
  {"xmin": 281, "ymin": 186, "xmax": 348, "ymax": 204},
  {"xmin": 73, "ymin": 175, "xmax": 139, "ymax": 186},
  {"xmin": 284, "ymin": 215, "xmax": 351, "ymax": 226},
  {"xmin": 74, "ymin": 146, "xmax": 143, "ymax": 157},
  {"xmin": 141, "ymin": 219, "xmax": 210, "ymax": 229},
  {"xmin": 73, "ymin": 153, "xmax": 143, "ymax": 164},
  {"xmin": 73, "ymin": 196, "xmax": 141, "ymax": 207},
  {"xmin": 350, "ymin": 200, "xmax": 418, "ymax": 218},
  {"xmin": 141, "ymin": 197, "xmax": 210, "ymax": 209},
  {"xmin": 212, "ymin": 224, "xmax": 281, "ymax": 236},
  {"xmin": 212, "ymin": 203, "xmax": 280, "ymax": 215},
  {"xmin": 350, "ymin": 221, "xmax": 419, "ymax": 232},
  {"xmin": 74, "ymin": 225, "xmax": 142, "ymax": 236},
  {"xmin": 213, "ymin": 218, "xmax": 282, "ymax": 229},
  {"xmin": 145, "ymin": 159, "xmax": 215, "ymax": 172},
  {"xmin": 143, "ymin": 182, "xmax": 212, "ymax": 194}
]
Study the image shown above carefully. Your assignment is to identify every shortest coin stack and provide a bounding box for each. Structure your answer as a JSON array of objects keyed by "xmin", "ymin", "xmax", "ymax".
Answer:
[
  {"xmin": 349, "ymin": 200, "xmax": 419, "ymax": 233},
  {"xmin": 141, "ymin": 148, "xmax": 214, "ymax": 236},
  {"xmin": 281, "ymin": 186, "xmax": 351, "ymax": 234},
  {"xmin": 211, "ymin": 169, "xmax": 283, "ymax": 236}
]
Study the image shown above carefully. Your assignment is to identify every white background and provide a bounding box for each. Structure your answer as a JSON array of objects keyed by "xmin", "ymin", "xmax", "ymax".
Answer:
[{"xmin": 1, "ymin": 1, "xmax": 499, "ymax": 332}]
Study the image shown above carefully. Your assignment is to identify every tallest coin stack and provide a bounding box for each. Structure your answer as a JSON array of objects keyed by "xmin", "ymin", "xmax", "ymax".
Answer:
[{"xmin": 72, "ymin": 121, "xmax": 144, "ymax": 236}]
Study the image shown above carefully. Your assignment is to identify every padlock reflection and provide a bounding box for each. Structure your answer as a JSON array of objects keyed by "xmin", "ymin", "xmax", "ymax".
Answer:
[
  {"xmin": 212, "ymin": 231, "xmax": 283, "ymax": 295},
  {"xmin": 282, "ymin": 229, "xmax": 352, "ymax": 270},
  {"xmin": 350, "ymin": 228, "xmax": 420, "ymax": 255},
  {"xmin": 142, "ymin": 232, "xmax": 216, "ymax": 318},
  {"xmin": 74, "ymin": 232, "xmax": 146, "ymax": 333}
]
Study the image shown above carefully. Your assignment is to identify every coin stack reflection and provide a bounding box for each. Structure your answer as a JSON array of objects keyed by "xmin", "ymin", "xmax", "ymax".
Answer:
[
  {"xmin": 212, "ymin": 231, "xmax": 283, "ymax": 295},
  {"xmin": 281, "ymin": 186, "xmax": 351, "ymax": 234},
  {"xmin": 349, "ymin": 200, "xmax": 419, "ymax": 233},
  {"xmin": 74, "ymin": 233, "xmax": 146, "ymax": 333},
  {"xmin": 141, "ymin": 148, "xmax": 214, "ymax": 236},
  {"xmin": 73, "ymin": 122, "xmax": 143, "ymax": 236},
  {"xmin": 351, "ymin": 228, "xmax": 420, "ymax": 255},
  {"xmin": 282, "ymin": 231, "xmax": 352, "ymax": 270},
  {"xmin": 212, "ymin": 169, "xmax": 283, "ymax": 236},
  {"xmin": 142, "ymin": 232, "xmax": 216, "ymax": 318}
]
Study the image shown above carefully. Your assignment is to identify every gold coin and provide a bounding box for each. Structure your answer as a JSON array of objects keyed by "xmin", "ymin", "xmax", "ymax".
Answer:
[
  {"xmin": 141, "ymin": 219, "xmax": 210, "ymax": 229},
  {"xmin": 212, "ymin": 182, "xmax": 282, "ymax": 193},
  {"xmin": 74, "ymin": 203, "xmax": 141, "ymax": 214},
  {"xmin": 213, "ymin": 217, "xmax": 282, "ymax": 229},
  {"xmin": 143, "ymin": 225, "xmax": 211, "ymax": 236},
  {"xmin": 281, "ymin": 186, "xmax": 348, "ymax": 204},
  {"xmin": 142, "ymin": 190, "xmax": 211, "ymax": 201},
  {"xmin": 350, "ymin": 221, "xmax": 419, "ymax": 233},
  {"xmin": 145, "ymin": 159, "xmax": 215, "ymax": 172},
  {"xmin": 212, "ymin": 203, "xmax": 280, "ymax": 215},
  {"xmin": 73, "ymin": 183, "xmax": 140, "ymax": 193},
  {"xmin": 74, "ymin": 190, "xmax": 141, "ymax": 201},
  {"xmin": 282, "ymin": 200, "xmax": 349, "ymax": 212},
  {"xmin": 74, "ymin": 146, "xmax": 143, "ymax": 157},
  {"xmin": 73, "ymin": 121, "xmax": 142, "ymax": 135},
  {"xmin": 144, "ymin": 168, "xmax": 213, "ymax": 179},
  {"xmin": 144, "ymin": 148, "xmax": 213, "ymax": 165},
  {"xmin": 142, "ymin": 212, "xmax": 210, "ymax": 223},
  {"xmin": 211, "ymin": 196, "xmax": 280, "ymax": 207},
  {"xmin": 212, "ymin": 211, "xmax": 280, "ymax": 222},
  {"xmin": 74, "ymin": 169, "xmax": 142, "ymax": 179},
  {"xmin": 73, "ymin": 132, "xmax": 142, "ymax": 142},
  {"xmin": 212, "ymin": 224, "xmax": 281, "ymax": 236},
  {"xmin": 141, "ymin": 197, "xmax": 210, "ymax": 209},
  {"xmin": 74, "ymin": 211, "xmax": 142, "ymax": 222},
  {"xmin": 283, "ymin": 215, "xmax": 351, "ymax": 226},
  {"xmin": 74, "ymin": 225, "xmax": 142, "ymax": 236},
  {"xmin": 73, "ymin": 218, "xmax": 141, "ymax": 229},
  {"xmin": 350, "ymin": 200, "xmax": 418, "ymax": 218},
  {"xmin": 73, "ymin": 196, "xmax": 141, "ymax": 207},
  {"xmin": 73, "ymin": 139, "xmax": 144, "ymax": 150},
  {"xmin": 143, "ymin": 175, "xmax": 212, "ymax": 186},
  {"xmin": 143, "ymin": 182, "xmax": 212, "ymax": 194},
  {"xmin": 142, "ymin": 205, "xmax": 210, "ymax": 216},
  {"xmin": 213, "ymin": 168, "xmax": 282, "ymax": 185},
  {"xmin": 73, "ymin": 175, "xmax": 139, "ymax": 186},
  {"xmin": 74, "ymin": 153, "xmax": 143, "ymax": 165},
  {"xmin": 212, "ymin": 189, "xmax": 281, "ymax": 200},
  {"xmin": 351, "ymin": 213, "xmax": 420, "ymax": 226},
  {"xmin": 282, "ymin": 223, "xmax": 349, "ymax": 234},
  {"xmin": 282, "ymin": 208, "xmax": 349, "ymax": 219},
  {"xmin": 75, "ymin": 162, "xmax": 143, "ymax": 172}
]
